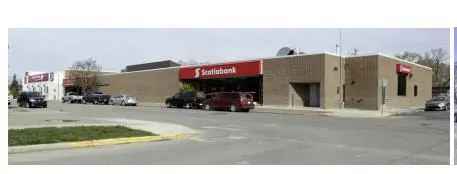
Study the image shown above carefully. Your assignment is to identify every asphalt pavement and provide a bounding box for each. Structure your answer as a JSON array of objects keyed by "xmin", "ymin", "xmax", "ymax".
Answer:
[{"xmin": 8, "ymin": 102, "xmax": 450, "ymax": 165}]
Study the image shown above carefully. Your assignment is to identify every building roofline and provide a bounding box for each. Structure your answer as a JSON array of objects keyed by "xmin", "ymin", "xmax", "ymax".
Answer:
[
  {"xmin": 101, "ymin": 52, "xmax": 431, "ymax": 77},
  {"xmin": 101, "ymin": 66, "xmax": 180, "ymax": 76},
  {"xmin": 344, "ymin": 53, "xmax": 432, "ymax": 70}
]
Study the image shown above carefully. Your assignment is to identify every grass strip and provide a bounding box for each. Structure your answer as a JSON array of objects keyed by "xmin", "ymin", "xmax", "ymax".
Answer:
[{"xmin": 9, "ymin": 125, "xmax": 156, "ymax": 146}]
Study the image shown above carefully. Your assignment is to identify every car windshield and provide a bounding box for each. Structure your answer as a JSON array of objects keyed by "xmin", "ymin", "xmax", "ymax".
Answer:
[
  {"xmin": 28, "ymin": 92, "xmax": 41, "ymax": 97},
  {"xmin": 241, "ymin": 94, "xmax": 253, "ymax": 100}
]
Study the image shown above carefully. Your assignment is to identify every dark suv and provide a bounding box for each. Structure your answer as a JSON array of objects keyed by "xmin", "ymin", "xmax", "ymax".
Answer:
[
  {"xmin": 17, "ymin": 92, "xmax": 47, "ymax": 108},
  {"xmin": 204, "ymin": 92, "xmax": 254, "ymax": 112},
  {"xmin": 165, "ymin": 91, "xmax": 205, "ymax": 109},
  {"xmin": 83, "ymin": 92, "xmax": 111, "ymax": 105}
]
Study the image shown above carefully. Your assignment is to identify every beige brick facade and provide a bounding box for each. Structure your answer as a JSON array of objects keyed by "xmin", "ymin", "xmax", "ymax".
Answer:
[
  {"xmin": 98, "ymin": 67, "xmax": 181, "ymax": 103},
  {"xmin": 98, "ymin": 53, "xmax": 432, "ymax": 110}
]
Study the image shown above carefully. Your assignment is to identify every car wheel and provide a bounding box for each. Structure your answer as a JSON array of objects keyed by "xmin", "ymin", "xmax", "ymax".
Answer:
[
  {"xmin": 230, "ymin": 105, "xmax": 237, "ymax": 112},
  {"xmin": 184, "ymin": 103, "xmax": 191, "ymax": 109},
  {"xmin": 165, "ymin": 102, "xmax": 171, "ymax": 108},
  {"xmin": 204, "ymin": 104, "xmax": 211, "ymax": 111}
]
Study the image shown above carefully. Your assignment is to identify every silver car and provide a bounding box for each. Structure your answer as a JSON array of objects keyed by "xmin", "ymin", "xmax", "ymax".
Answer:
[
  {"xmin": 424, "ymin": 96, "xmax": 449, "ymax": 111},
  {"xmin": 109, "ymin": 95, "xmax": 137, "ymax": 106}
]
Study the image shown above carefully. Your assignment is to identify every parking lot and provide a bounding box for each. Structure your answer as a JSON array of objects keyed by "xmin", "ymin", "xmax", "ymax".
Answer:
[{"xmin": 8, "ymin": 102, "xmax": 450, "ymax": 164}]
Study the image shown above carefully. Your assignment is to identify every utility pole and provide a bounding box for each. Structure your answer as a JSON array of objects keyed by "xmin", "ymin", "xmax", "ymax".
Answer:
[{"xmin": 338, "ymin": 29, "xmax": 344, "ymax": 109}]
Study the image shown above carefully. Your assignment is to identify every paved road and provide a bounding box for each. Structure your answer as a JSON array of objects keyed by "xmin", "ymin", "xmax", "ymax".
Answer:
[{"xmin": 8, "ymin": 102, "xmax": 450, "ymax": 164}]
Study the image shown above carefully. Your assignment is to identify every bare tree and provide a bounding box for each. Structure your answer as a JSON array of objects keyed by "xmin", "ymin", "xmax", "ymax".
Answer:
[
  {"xmin": 395, "ymin": 51, "xmax": 423, "ymax": 63},
  {"xmin": 396, "ymin": 49, "xmax": 449, "ymax": 88},
  {"xmin": 350, "ymin": 48, "xmax": 359, "ymax": 56},
  {"xmin": 422, "ymin": 49, "xmax": 448, "ymax": 87},
  {"xmin": 69, "ymin": 57, "xmax": 101, "ymax": 94}
]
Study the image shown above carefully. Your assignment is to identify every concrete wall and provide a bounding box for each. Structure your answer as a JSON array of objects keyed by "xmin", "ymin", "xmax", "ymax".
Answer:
[
  {"xmin": 98, "ymin": 67, "xmax": 181, "ymax": 103},
  {"xmin": 377, "ymin": 55, "xmax": 433, "ymax": 109},
  {"xmin": 344, "ymin": 56, "xmax": 379, "ymax": 110}
]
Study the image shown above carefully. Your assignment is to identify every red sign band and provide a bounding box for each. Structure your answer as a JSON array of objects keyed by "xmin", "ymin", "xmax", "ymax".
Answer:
[
  {"xmin": 27, "ymin": 73, "xmax": 49, "ymax": 83},
  {"xmin": 179, "ymin": 60, "xmax": 262, "ymax": 80}
]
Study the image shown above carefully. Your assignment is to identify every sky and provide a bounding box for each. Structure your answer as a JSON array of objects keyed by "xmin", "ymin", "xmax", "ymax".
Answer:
[{"xmin": 8, "ymin": 28, "xmax": 449, "ymax": 79}]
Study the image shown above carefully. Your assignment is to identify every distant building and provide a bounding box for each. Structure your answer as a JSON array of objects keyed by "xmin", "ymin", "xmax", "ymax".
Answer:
[
  {"xmin": 22, "ymin": 71, "xmax": 66, "ymax": 101},
  {"xmin": 124, "ymin": 60, "xmax": 180, "ymax": 72},
  {"xmin": 22, "ymin": 70, "xmax": 117, "ymax": 101}
]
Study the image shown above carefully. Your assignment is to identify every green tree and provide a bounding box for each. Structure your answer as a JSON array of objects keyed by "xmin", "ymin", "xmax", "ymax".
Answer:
[{"xmin": 9, "ymin": 74, "xmax": 21, "ymax": 97}]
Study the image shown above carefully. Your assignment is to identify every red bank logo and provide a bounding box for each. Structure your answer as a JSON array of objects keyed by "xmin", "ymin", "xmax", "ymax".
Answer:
[
  {"xmin": 194, "ymin": 68, "xmax": 201, "ymax": 78},
  {"xmin": 396, "ymin": 64, "xmax": 411, "ymax": 74},
  {"xmin": 194, "ymin": 67, "xmax": 237, "ymax": 78}
]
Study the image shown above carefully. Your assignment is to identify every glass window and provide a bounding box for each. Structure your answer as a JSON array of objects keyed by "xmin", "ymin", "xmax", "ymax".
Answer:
[{"xmin": 414, "ymin": 85, "xmax": 418, "ymax": 97}]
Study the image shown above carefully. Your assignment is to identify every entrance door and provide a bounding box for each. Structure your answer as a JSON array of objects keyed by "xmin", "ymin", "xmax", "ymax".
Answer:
[
  {"xmin": 308, "ymin": 83, "xmax": 320, "ymax": 107},
  {"xmin": 290, "ymin": 83, "xmax": 320, "ymax": 108}
]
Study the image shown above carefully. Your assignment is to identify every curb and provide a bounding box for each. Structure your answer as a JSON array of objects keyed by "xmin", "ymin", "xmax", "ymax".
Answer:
[{"xmin": 9, "ymin": 133, "xmax": 190, "ymax": 154}]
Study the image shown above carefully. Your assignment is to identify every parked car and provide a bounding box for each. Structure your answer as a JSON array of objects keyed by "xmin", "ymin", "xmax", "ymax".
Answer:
[
  {"xmin": 424, "ymin": 96, "xmax": 450, "ymax": 111},
  {"xmin": 17, "ymin": 92, "xmax": 47, "ymax": 108},
  {"xmin": 62, "ymin": 92, "xmax": 83, "ymax": 103},
  {"xmin": 203, "ymin": 92, "xmax": 255, "ymax": 112},
  {"xmin": 110, "ymin": 95, "xmax": 137, "ymax": 106},
  {"xmin": 165, "ymin": 91, "xmax": 206, "ymax": 109},
  {"xmin": 8, "ymin": 95, "xmax": 13, "ymax": 105},
  {"xmin": 82, "ymin": 92, "xmax": 111, "ymax": 105}
]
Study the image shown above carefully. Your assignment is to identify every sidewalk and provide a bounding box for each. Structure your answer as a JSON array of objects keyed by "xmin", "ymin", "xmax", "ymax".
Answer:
[
  {"xmin": 259, "ymin": 105, "xmax": 423, "ymax": 118},
  {"xmin": 138, "ymin": 102, "xmax": 422, "ymax": 118}
]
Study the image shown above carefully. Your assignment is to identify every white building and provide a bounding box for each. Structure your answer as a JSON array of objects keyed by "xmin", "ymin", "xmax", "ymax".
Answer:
[{"xmin": 22, "ymin": 71, "xmax": 66, "ymax": 101}]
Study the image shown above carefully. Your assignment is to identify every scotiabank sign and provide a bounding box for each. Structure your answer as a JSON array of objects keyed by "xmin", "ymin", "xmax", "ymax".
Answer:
[
  {"xmin": 27, "ymin": 73, "xmax": 50, "ymax": 83},
  {"xmin": 396, "ymin": 64, "xmax": 412, "ymax": 74},
  {"xmin": 179, "ymin": 60, "xmax": 262, "ymax": 80}
]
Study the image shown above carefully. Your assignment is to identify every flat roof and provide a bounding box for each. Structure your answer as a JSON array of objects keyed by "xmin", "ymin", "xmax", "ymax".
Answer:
[{"xmin": 101, "ymin": 52, "xmax": 432, "ymax": 77}]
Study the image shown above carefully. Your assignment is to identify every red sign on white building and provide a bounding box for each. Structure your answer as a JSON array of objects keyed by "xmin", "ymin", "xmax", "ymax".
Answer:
[
  {"xmin": 27, "ymin": 73, "xmax": 50, "ymax": 83},
  {"xmin": 179, "ymin": 60, "xmax": 262, "ymax": 80},
  {"xmin": 396, "ymin": 64, "xmax": 412, "ymax": 74}
]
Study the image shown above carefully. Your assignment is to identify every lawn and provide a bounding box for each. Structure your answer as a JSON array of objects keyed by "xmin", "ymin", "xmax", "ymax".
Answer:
[{"xmin": 9, "ymin": 125, "xmax": 156, "ymax": 146}]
